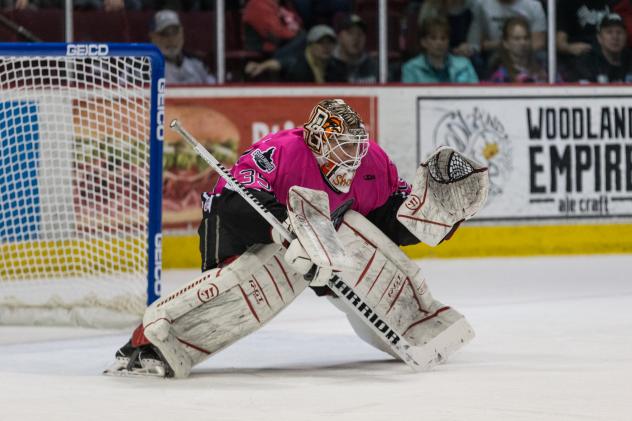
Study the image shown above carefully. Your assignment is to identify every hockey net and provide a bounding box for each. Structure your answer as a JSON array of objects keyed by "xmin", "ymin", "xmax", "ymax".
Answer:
[{"xmin": 0, "ymin": 45, "xmax": 164, "ymax": 328}]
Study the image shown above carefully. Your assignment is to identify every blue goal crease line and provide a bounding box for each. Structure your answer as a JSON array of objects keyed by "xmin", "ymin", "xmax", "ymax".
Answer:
[{"xmin": 0, "ymin": 101, "xmax": 41, "ymax": 242}]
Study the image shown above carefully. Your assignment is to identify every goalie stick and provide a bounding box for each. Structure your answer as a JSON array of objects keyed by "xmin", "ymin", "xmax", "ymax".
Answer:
[{"xmin": 169, "ymin": 119, "xmax": 429, "ymax": 371}]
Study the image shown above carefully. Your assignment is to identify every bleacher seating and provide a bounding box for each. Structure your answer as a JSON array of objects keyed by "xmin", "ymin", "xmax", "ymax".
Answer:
[
  {"xmin": 224, "ymin": 8, "xmax": 262, "ymax": 82},
  {"xmin": 0, "ymin": 5, "xmax": 411, "ymax": 82},
  {"xmin": 178, "ymin": 11, "xmax": 215, "ymax": 63},
  {"xmin": 73, "ymin": 11, "xmax": 129, "ymax": 43},
  {"xmin": 3, "ymin": 10, "xmax": 65, "ymax": 42},
  {"xmin": 352, "ymin": 10, "xmax": 403, "ymax": 60},
  {"xmin": 126, "ymin": 11, "xmax": 153, "ymax": 43},
  {"xmin": 0, "ymin": 11, "xmax": 20, "ymax": 42},
  {"xmin": 1, "ymin": 9, "xmax": 258, "ymax": 81},
  {"xmin": 403, "ymin": 9, "xmax": 421, "ymax": 60}
]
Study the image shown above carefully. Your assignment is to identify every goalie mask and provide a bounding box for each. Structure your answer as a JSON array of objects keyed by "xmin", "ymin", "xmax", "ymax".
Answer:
[{"xmin": 303, "ymin": 99, "xmax": 369, "ymax": 193}]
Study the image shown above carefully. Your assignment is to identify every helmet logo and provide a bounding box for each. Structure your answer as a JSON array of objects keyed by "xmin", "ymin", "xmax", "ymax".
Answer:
[
  {"xmin": 321, "ymin": 115, "xmax": 344, "ymax": 135},
  {"xmin": 304, "ymin": 105, "xmax": 347, "ymax": 155}
]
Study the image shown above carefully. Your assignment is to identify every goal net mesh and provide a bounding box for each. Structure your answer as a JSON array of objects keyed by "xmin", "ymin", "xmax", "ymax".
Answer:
[{"xmin": 0, "ymin": 54, "xmax": 157, "ymax": 327}]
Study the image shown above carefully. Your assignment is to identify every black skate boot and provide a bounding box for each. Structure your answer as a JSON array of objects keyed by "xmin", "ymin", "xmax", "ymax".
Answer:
[{"xmin": 103, "ymin": 339, "xmax": 173, "ymax": 378}]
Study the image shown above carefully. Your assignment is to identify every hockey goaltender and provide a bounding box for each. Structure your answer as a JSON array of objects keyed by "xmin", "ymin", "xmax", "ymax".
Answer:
[{"xmin": 105, "ymin": 99, "xmax": 490, "ymax": 378}]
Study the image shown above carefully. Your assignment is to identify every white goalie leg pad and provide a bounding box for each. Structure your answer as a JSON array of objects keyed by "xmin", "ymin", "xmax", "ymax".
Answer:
[
  {"xmin": 334, "ymin": 210, "xmax": 475, "ymax": 367},
  {"xmin": 143, "ymin": 243, "xmax": 307, "ymax": 378},
  {"xmin": 397, "ymin": 146, "xmax": 489, "ymax": 246},
  {"xmin": 326, "ymin": 295, "xmax": 399, "ymax": 359}
]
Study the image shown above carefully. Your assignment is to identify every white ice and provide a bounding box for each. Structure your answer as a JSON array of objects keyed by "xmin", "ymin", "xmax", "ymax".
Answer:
[{"xmin": 1, "ymin": 255, "xmax": 631, "ymax": 421}]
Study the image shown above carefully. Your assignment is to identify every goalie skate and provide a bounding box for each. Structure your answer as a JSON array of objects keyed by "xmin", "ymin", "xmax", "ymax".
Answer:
[{"xmin": 103, "ymin": 341, "xmax": 173, "ymax": 378}]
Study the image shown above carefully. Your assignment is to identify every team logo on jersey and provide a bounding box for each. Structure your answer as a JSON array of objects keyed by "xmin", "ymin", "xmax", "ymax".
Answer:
[{"xmin": 252, "ymin": 147, "xmax": 276, "ymax": 173}]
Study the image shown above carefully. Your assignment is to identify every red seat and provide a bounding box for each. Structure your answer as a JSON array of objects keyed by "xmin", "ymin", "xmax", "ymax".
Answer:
[
  {"xmin": 126, "ymin": 11, "xmax": 153, "ymax": 43},
  {"xmin": 403, "ymin": 9, "xmax": 421, "ymax": 58},
  {"xmin": 350, "ymin": 9, "xmax": 402, "ymax": 59},
  {"xmin": 73, "ymin": 10, "xmax": 129, "ymax": 43},
  {"xmin": 224, "ymin": 8, "xmax": 262, "ymax": 82},
  {"xmin": 179, "ymin": 11, "xmax": 216, "ymax": 61},
  {"xmin": 354, "ymin": 0, "xmax": 409, "ymax": 15},
  {"xmin": 11, "ymin": 9, "xmax": 65, "ymax": 42},
  {"xmin": 0, "ymin": 11, "xmax": 20, "ymax": 42}
]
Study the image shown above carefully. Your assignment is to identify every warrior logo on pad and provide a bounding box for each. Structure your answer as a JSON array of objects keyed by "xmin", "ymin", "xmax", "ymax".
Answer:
[{"xmin": 252, "ymin": 147, "xmax": 276, "ymax": 173}]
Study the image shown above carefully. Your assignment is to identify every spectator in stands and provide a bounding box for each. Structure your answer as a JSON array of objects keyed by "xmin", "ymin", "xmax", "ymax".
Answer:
[
  {"xmin": 149, "ymin": 10, "xmax": 216, "ymax": 84},
  {"xmin": 570, "ymin": 13, "xmax": 632, "ymax": 82},
  {"xmin": 465, "ymin": 0, "xmax": 547, "ymax": 57},
  {"xmin": 402, "ymin": 17, "xmax": 479, "ymax": 83},
  {"xmin": 556, "ymin": 0, "xmax": 612, "ymax": 58},
  {"xmin": 244, "ymin": 24, "xmax": 346, "ymax": 83},
  {"xmin": 243, "ymin": 0, "xmax": 305, "ymax": 59},
  {"xmin": 417, "ymin": 0, "xmax": 477, "ymax": 53},
  {"xmin": 556, "ymin": 0, "xmax": 615, "ymax": 80},
  {"xmin": 488, "ymin": 16, "xmax": 548, "ymax": 82},
  {"xmin": 331, "ymin": 13, "xmax": 378, "ymax": 83}
]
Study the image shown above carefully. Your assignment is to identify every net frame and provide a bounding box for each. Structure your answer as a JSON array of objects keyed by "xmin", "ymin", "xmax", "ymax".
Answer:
[{"xmin": 0, "ymin": 43, "xmax": 164, "ymax": 327}]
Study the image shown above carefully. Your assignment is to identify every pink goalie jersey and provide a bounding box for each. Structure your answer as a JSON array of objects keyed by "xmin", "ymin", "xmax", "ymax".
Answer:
[{"xmin": 211, "ymin": 128, "xmax": 410, "ymax": 215}]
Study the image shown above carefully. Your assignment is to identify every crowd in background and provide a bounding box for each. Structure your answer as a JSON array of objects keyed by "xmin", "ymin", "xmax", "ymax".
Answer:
[{"xmin": 2, "ymin": 0, "xmax": 632, "ymax": 85}]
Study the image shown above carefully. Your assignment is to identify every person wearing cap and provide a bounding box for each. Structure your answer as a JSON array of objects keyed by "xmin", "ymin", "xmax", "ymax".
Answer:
[
  {"xmin": 556, "ymin": 0, "xmax": 614, "ymax": 80},
  {"xmin": 244, "ymin": 24, "xmax": 346, "ymax": 83},
  {"xmin": 402, "ymin": 17, "xmax": 479, "ymax": 83},
  {"xmin": 570, "ymin": 13, "xmax": 632, "ymax": 82},
  {"xmin": 330, "ymin": 13, "xmax": 378, "ymax": 83},
  {"xmin": 556, "ymin": 0, "xmax": 611, "ymax": 58},
  {"xmin": 149, "ymin": 10, "xmax": 216, "ymax": 85}
]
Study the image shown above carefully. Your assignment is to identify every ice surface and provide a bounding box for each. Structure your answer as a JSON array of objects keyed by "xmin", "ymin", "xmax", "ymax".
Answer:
[{"xmin": 1, "ymin": 255, "xmax": 631, "ymax": 421}]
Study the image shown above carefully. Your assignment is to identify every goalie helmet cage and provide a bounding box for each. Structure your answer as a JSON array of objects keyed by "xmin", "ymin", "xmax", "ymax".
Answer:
[{"xmin": 0, "ymin": 43, "xmax": 164, "ymax": 328}]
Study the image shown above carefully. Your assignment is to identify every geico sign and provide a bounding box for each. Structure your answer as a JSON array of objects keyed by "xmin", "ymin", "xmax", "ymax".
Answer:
[
  {"xmin": 66, "ymin": 44, "xmax": 109, "ymax": 56},
  {"xmin": 156, "ymin": 78, "xmax": 165, "ymax": 141}
]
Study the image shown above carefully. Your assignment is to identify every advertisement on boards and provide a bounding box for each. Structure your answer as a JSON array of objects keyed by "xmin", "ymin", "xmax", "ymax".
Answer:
[
  {"xmin": 163, "ymin": 96, "xmax": 377, "ymax": 231},
  {"xmin": 417, "ymin": 94, "xmax": 632, "ymax": 222}
]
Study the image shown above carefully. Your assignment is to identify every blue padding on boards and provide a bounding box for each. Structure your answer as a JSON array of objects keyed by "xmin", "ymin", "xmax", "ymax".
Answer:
[{"xmin": 0, "ymin": 101, "xmax": 41, "ymax": 242}]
